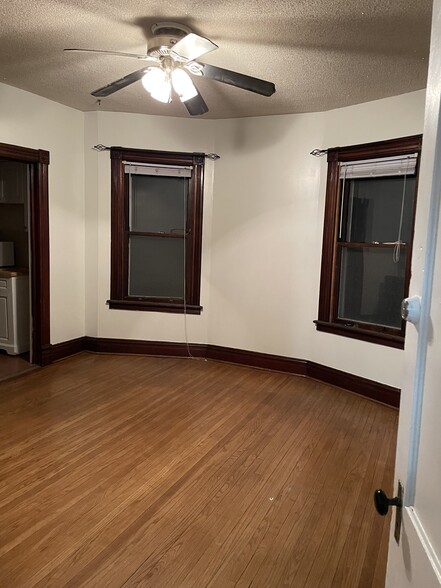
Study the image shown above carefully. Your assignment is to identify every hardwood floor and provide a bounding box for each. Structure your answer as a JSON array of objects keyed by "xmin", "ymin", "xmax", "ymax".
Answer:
[
  {"xmin": 0, "ymin": 351, "xmax": 36, "ymax": 383},
  {"xmin": 0, "ymin": 353, "xmax": 398, "ymax": 587}
]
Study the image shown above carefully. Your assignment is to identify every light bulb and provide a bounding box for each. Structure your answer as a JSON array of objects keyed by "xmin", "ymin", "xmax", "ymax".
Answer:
[
  {"xmin": 171, "ymin": 68, "xmax": 198, "ymax": 102},
  {"xmin": 141, "ymin": 68, "xmax": 171, "ymax": 103}
]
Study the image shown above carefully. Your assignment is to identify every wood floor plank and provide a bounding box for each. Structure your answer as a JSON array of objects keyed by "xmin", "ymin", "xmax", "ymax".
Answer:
[
  {"xmin": 55, "ymin": 371, "xmax": 305, "ymax": 587},
  {"xmin": 122, "ymin": 379, "xmax": 329, "ymax": 587},
  {"xmin": 209, "ymin": 390, "xmax": 373, "ymax": 587},
  {"xmin": 1, "ymin": 364, "xmax": 281, "ymax": 584},
  {"xmin": 0, "ymin": 353, "xmax": 398, "ymax": 587}
]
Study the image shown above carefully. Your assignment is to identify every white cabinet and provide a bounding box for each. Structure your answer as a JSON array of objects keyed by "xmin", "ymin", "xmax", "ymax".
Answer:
[{"xmin": 0, "ymin": 275, "xmax": 29, "ymax": 355}]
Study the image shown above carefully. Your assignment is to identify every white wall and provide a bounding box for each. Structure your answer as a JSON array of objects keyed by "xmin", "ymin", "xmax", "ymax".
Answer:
[
  {"xmin": 0, "ymin": 83, "xmax": 85, "ymax": 344},
  {"xmin": 0, "ymin": 82, "xmax": 427, "ymax": 387},
  {"xmin": 209, "ymin": 112, "xmax": 325, "ymax": 358},
  {"xmin": 209, "ymin": 90, "xmax": 426, "ymax": 387}
]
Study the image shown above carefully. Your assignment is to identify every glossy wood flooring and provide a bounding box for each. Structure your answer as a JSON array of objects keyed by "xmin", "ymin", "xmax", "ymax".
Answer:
[
  {"xmin": 0, "ymin": 353, "xmax": 398, "ymax": 587},
  {"xmin": 0, "ymin": 351, "xmax": 36, "ymax": 383}
]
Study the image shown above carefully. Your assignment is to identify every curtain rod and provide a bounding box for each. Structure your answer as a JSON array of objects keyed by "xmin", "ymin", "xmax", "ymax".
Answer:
[{"xmin": 92, "ymin": 144, "xmax": 220, "ymax": 160}]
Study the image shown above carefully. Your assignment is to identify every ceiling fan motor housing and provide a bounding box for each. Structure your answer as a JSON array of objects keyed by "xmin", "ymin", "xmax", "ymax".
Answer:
[{"xmin": 147, "ymin": 22, "xmax": 192, "ymax": 57}]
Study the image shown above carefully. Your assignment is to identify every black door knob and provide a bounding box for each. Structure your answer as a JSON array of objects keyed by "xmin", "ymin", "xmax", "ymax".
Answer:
[{"xmin": 374, "ymin": 489, "xmax": 402, "ymax": 516}]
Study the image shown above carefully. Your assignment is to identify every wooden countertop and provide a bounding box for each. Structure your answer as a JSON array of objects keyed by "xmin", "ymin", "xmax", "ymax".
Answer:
[{"xmin": 0, "ymin": 267, "xmax": 29, "ymax": 278}]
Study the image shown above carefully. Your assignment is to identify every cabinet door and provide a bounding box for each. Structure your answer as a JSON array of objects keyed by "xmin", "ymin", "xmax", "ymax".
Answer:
[{"xmin": 0, "ymin": 296, "xmax": 9, "ymax": 341}]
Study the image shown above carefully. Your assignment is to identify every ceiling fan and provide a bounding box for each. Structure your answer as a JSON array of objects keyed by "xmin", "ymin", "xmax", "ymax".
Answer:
[{"xmin": 64, "ymin": 22, "xmax": 276, "ymax": 116}]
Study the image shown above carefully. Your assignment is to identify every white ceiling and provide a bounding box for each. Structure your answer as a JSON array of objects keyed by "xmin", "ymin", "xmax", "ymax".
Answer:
[{"xmin": 0, "ymin": 0, "xmax": 432, "ymax": 119}]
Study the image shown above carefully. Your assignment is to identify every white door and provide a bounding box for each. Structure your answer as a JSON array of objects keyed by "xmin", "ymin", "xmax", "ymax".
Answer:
[{"xmin": 385, "ymin": 3, "xmax": 441, "ymax": 586}]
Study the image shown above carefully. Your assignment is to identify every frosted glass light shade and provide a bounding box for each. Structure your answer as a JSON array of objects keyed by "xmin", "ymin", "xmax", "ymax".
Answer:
[
  {"xmin": 141, "ymin": 68, "xmax": 171, "ymax": 103},
  {"xmin": 171, "ymin": 68, "xmax": 198, "ymax": 102}
]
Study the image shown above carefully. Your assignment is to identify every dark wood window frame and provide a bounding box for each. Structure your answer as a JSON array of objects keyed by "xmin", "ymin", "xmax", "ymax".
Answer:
[
  {"xmin": 108, "ymin": 147, "xmax": 205, "ymax": 314},
  {"xmin": 315, "ymin": 134, "xmax": 422, "ymax": 349}
]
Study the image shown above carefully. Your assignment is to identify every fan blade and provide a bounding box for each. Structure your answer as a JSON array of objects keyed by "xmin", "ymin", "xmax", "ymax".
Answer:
[
  {"xmin": 198, "ymin": 63, "xmax": 275, "ymax": 97},
  {"xmin": 64, "ymin": 48, "xmax": 155, "ymax": 60},
  {"xmin": 184, "ymin": 90, "xmax": 209, "ymax": 116},
  {"xmin": 171, "ymin": 33, "xmax": 218, "ymax": 62},
  {"xmin": 91, "ymin": 68, "xmax": 148, "ymax": 97}
]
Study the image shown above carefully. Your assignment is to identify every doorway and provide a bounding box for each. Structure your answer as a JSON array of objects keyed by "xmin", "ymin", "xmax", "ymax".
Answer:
[{"xmin": 0, "ymin": 142, "xmax": 50, "ymax": 373}]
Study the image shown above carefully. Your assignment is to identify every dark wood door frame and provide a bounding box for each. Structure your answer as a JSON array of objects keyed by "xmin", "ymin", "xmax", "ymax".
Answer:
[{"xmin": 0, "ymin": 142, "xmax": 50, "ymax": 366}]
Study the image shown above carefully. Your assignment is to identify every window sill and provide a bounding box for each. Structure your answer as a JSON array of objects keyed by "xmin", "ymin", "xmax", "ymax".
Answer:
[
  {"xmin": 107, "ymin": 299, "xmax": 203, "ymax": 315},
  {"xmin": 313, "ymin": 320, "xmax": 404, "ymax": 349}
]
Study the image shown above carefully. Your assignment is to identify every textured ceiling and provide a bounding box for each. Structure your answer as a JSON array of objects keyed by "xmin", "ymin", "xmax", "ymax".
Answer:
[{"xmin": 0, "ymin": 0, "xmax": 432, "ymax": 119}]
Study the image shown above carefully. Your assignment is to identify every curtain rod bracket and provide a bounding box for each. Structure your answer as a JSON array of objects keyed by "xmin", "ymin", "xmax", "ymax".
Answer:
[{"xmin": 310, "ymin": 148, "xmax": 328, "ymax": 157}]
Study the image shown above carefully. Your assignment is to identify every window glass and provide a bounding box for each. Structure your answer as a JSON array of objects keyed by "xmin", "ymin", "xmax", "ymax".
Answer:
[
  {"xmin": 338, "ymin": 246, "xmax": 407, "ymax": 329},
  {"xmin": 129, "ymin": 175, "xmax": 188, "ymax": 234},
  {"xmin": 342, "ymin": 176, "xmax": 416, "ymax": 244},
  {"xmin": 128, "ymin": 235, "xmax": 185, "ymax": 298}
]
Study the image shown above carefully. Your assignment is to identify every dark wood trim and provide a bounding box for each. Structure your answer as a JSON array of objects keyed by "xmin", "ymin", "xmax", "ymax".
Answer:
[
  {"xmin": 314, "ymin": 321, "xmax": 404, "ymax": 349},
  {"xmin": 307, "ymin": 361, "xmax": 400, "ymax": 408},
  {"xmin": 107, "ymin": 300, "xmax": 202, "ymax": 314},
  {"xmin": 110, "ymin": 154, "xmax": 125, "ymax": 300},
  {"xmin": 0, "ymin": 142, "xmax": 50, "ymax": 366},
  {"xmin": 206, "ymin": 345, "xmax": 308, "ymax": 375},
  {"xmin": 318, "ymin": 154, "xmax": 340, "ymax": 322},
  {"xmin": 84, "ymin": 337, "xmax": 207, "ymax": 357},
  {"xmin": 109, "ymin": 148, "xmax": 205, "ymax": 312},
  {"xmin": 328, "ymin": 134, "xmax": 422, "ymax": 162},
  {"xmin": 316, "ymin": 134, "xmax": 422, "ymax": 346},
  {"xmin": 50, "ymin": 337, "xmax": 87, "ymax": 362},
  {"xmin": 49, "ymin": 337, "xmax": 399, "ymax": 407}
]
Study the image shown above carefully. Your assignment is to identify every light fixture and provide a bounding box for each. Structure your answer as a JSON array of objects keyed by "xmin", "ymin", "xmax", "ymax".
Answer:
[
  {"xmin": 141, "ymin": 64, "xmax": 199, "ymax": 105},
  {"xmin": 141, "ymin": 67, "xmax": 171, "ymax": 103},
  {"xmin": 171, "ymin": 68, "xmax": 198, "ymax": 102}
]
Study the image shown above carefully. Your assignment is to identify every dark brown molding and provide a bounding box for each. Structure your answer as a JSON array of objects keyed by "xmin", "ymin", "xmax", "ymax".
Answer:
[
  {"xmin": 206, "ymin": 345, "xmax": 308, "ymax": 375},
  {"xmin": 0, "ymin": 142, "xmax": 50, "ymax": 366},
  {"xmin": 49, "ymin": 337, "xmax": 399, "ymax": 407},
  {"xmin": 314, "ymin": 321, "xmax": 404, "ymax": 349},
  {"xmin": 84, "ymin": 337, "xmax": 207, "ymax": 357},
  {"xmin": 307, "ymin": 361, "xmax": 400, "ymax": 408},
  {"xmin": 316, "ymin": 134, "xmax": 422, "ymax": 347},
  {"xmin": 109, "ymin": 148, "xmax": 205, "ymax": 312},
  {"xmin": 327, "ymin": 134, "xmax": 423, "ymax": 162},
  {"xmin": 107, "ymin": 300, "xmax": 202, "ymax": 314},
  {"xmin": 50, "ymin": 337, "xmax": 86, "ymax": 362}
]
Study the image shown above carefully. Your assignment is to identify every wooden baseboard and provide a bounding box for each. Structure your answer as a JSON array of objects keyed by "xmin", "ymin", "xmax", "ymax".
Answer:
[
  {"xmin": 50, "ymin": 337, "xmax": 87, "ymax": 362},
  {"xmin": 84, "ymin": 337, "xmax": 207, "ymax": 358},
  {"xmin": 206, "ymin": 344, "xmax": 307, "ymax": 376},
  {"xmin": 49, "ymin": 337, "xmax": 400, "ymax": 408},
  {"xmin": 307, "ymin": 361, "xmax": 400, "ymax": 408}
]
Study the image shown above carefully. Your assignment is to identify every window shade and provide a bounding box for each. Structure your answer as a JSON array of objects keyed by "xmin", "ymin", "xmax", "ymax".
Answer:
[
  {"xmin": 124, "ymin": 163, "xmax": 192, "ymax": 177},
  {"xmin": 339, "ymin": 154, "xmax": 418, "ymax": 179}
]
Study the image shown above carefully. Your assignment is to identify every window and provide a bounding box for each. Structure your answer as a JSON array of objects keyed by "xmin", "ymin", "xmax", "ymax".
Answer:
[
  {"xmin": 315, "ymin": 135, "xmax": 422, "ymax": 348},
  {"xmin": 108, "ymin": 147, "xmax": 205, "ymax": 314}
]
